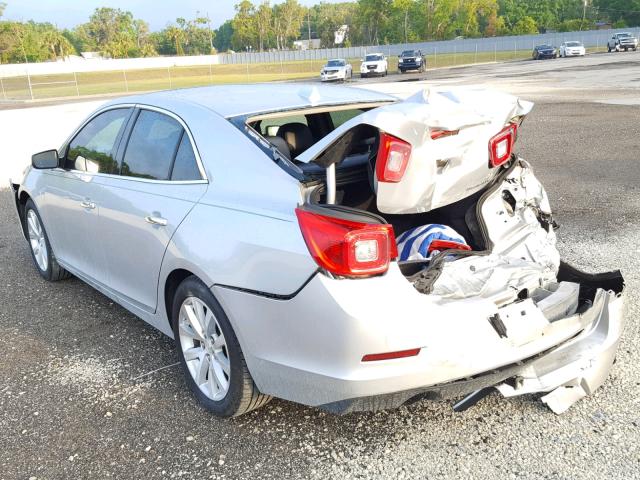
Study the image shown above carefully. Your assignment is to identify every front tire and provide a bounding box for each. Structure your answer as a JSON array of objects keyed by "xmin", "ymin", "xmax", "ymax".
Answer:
[
  {"xmin": 24, "ymin": 199, "xmax": 70, "ymax": 281},
  {"xmin": 172, "ymin": 276, "xmax": 271, "ymax": 417}
]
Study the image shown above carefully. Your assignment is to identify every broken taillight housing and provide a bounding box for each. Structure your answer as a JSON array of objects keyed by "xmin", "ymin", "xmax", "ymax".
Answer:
[
  {"xmin": 488, "ymin": 123, "xmax": 518, "ymax": 168},
  {"xmin": 295, "ymin": 208, "xmax": 398, "ymax": 277},
  {"xmin": 430, "ymin": 129, "xmax": 460, "ymax": 140},
  {"xmin": 376, "ymin": 132, "xmax": 412, "ymax": 183}
]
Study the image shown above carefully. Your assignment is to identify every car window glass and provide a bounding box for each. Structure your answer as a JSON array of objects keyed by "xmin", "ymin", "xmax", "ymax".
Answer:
[
  {"xmin": 260, "ymin": 114, "xmax": 308, "ymax": 137},
  {"xmin": 122, "ymin": 110, "xmax": 183, "ymax": 180},
  {"xmin": 171, "ymin": 133, "xmax": 201, "ymax": 181},
  {"xmin": 65, "ymin": 108, "xmax": 130, "ymax": 173},
  {"xmin": 330, "ymin": 109, "xmax": 365, "ymax": 128}
]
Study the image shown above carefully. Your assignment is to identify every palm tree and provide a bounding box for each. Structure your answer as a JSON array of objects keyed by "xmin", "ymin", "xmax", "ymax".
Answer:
[
  {"xmin": 42, "ymin": 29, "xmax": 75, "ymax": 60},
  {"xmin": 166, "ymin": 26, "xmax": 185, "ymax": 55}
]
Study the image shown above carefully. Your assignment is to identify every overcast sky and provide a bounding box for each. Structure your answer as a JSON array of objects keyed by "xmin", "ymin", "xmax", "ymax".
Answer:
[{"xmin": 2, "ymin": 0, "xmax": 348, "ymax": 30}]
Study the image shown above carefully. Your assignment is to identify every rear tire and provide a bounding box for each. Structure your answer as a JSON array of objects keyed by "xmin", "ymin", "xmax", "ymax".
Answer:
[
  {"xmin": 24, "ymin": 199, "xmax": 71, "ymax": 282},
  {"xmin": 172, "ymin": 276, "xmax": 271, "ymax": 417}
]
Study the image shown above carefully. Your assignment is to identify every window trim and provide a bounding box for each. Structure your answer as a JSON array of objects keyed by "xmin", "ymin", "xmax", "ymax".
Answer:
[{"xmin": 59, "ymin": 103, "xmax": 208, "ymax": 185}]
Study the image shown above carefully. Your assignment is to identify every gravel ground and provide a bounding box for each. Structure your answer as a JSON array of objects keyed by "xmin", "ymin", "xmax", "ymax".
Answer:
[{"xmin": 1, "ymin": 58, "xmax": 640, "ymax": 479}]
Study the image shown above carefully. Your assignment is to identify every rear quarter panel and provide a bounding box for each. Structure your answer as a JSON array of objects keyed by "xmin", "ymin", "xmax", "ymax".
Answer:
[{"xmin": 157, "ymin": 101, "xmax": 316, "ymax": 332}]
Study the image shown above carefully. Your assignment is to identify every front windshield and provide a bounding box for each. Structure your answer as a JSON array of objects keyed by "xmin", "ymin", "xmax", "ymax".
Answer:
[
  {"xmin": 538, "ymin": 45, "xmax": 552, "ymax": 49},
  {"xmin": 401, "ymin": 50, "xmax": 416, "ymax": 57},
  {"xmin": 365, "ymin": 54, "xmax": 383, "ymax": 62},
  {"xmin": 618, "ymin": 33, "xmax": 631, "ymax": 38},
  {"xmin": 326, "ymin": 60, "xmax": 345, "ymax": 67},
  {"xmin": 566, "ymin": 41, "xmax": 581, "ymax": 47}
]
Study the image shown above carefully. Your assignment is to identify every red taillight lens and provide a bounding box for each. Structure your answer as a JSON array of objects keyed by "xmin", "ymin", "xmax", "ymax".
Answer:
[
  {"xmin": 295, "ymin": 208, "xmax": 398, "ymax": 277},
  {"xmin": 488, "ymin": 123, "xmax": 518, "ymax": 168},
  {"xmin": 375, "ymin": 132, "xmax": 412, "ymax": 183},
  {"xmin": 362, "ymin": 348, "xmax": 421, "ymax": 362}
]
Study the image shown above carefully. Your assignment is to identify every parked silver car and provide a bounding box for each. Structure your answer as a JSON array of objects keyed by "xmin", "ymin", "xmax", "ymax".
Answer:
[
  {"xmin": 320, "ymin": 58, "xmax": 353, "ymax": 82},
  {"xmin": 11, "ymin": 84, "xmax": 626, "ymax": 417}
]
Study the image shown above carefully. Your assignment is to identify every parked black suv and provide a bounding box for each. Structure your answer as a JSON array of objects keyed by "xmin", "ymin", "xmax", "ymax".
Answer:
[{"xmin": 398, "ymin": 50, "xmax": 426, "ymax": 73}]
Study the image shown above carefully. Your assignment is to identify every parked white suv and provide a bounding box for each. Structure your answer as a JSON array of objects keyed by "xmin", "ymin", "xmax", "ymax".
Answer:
[{"xmin": 360, "ymin": 53, "xmax": 388, "ymax": 78}]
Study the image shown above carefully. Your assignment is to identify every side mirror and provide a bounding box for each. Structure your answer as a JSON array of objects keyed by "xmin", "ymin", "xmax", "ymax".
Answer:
[{"xmin": 32, "ymin": 149, "xmax": 60, "ymax": 169}]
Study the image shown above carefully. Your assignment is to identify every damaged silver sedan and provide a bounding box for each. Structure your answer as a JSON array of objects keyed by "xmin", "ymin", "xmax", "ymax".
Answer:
[{"xmin": 11, "ymin": 84, "xmax": 625, "ymax": 417}]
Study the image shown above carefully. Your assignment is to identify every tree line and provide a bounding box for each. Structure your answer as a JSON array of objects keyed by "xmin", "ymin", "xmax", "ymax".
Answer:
[{"xmin": 0, "ymin": 0, "xmax": 638, "ymax": 63}]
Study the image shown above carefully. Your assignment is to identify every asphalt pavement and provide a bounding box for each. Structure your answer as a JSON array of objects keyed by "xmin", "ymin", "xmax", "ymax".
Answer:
[{"xmin": 1, "ymin": 52, "xmax": 639, "ymax": 479}]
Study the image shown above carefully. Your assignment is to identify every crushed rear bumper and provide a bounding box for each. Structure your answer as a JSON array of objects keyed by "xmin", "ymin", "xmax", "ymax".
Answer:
[{"xmin": 321, "ymin": 272, "xmax": 625, "ymax": 414}]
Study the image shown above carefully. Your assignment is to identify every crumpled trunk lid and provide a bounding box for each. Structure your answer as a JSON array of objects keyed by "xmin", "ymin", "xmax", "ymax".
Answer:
[{"xmin": 297, "ymin": 87, "xmax": 533, "ymax": 214}]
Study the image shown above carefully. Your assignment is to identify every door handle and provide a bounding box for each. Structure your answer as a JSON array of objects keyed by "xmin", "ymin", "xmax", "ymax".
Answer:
[
  {"xmin": 80, "ymin": 200, "xmax": 96, "ymax": 209},
  {"xmin": 145, "ymin": 215, "xmax": 168, "ymax": 226}
]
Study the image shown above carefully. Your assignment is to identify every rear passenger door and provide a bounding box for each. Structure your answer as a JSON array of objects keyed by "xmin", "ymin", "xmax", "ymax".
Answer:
[{"xmin": 92, "ymin": 106, "xmax": 207, "ymax": 313}]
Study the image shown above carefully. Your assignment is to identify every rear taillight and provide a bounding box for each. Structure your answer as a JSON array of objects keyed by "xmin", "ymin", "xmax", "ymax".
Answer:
[
  {"xmin": 488, "ymin": 123, "xmax": 518, "ymax": 168},
  {"xmin": 295, "ymin": 208, "xmax": 398, "ymax": 277},
  {"xmin": 375, "ymin": 132, "xmax": 412, "ymax": 183}
]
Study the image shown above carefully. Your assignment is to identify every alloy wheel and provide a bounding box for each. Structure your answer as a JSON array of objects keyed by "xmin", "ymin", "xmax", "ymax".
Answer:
[
  {"xmin": 178, "ymin": 296, "xmax": 231, "ymax": 401},
  {"xmin": 26, "ymin": 209, "xmax": 48, "ymax": 271}
]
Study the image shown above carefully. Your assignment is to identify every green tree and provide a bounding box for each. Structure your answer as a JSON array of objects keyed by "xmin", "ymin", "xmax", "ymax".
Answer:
[
  {"xmin": 511, "ymin": 15, "xmax": 538, "ymax": 34},
  {"xmin": 358, "ymin": 0, "xmax": 392, "ymax": 44},
  {"xmin": 166, "ymin": 26, "xmax": 186, "ymax": 55},
  {"xmin": 393, "ymin": 0, "xmax": 413, "ymax": 43},
  {"xmin": 310, "ymin": 2, "xmax": 361, "ymax": 47},
  {"xmin": 255, "ymin": 1, "xmax": 273, "ymax": 51},
  {"xmin": 595, "ymin": 0, "xmax": 640, "ymax": 27},
  {"xmin": 273, "ymin": 0, "xmax": 305, "ymax": 49},
  {"xmin": 42, "ymin": 28, "xmax": 75, "ymax": 60},
  {"xmin": 231, "ymin": 0, "xmax": 257, "ymax": 50},
  {"xmin": 213, "ymin": 20, "xmax": 234, "ymax": 51}
]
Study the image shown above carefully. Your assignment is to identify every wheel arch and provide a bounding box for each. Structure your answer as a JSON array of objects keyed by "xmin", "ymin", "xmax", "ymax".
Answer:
[
  {"xmin": 13, "ymin": 186, "xmax": 33, "ymax": 239},
  {"xmin": 163, "ymin": 268, "xmax": 195, "ymax": 326}
]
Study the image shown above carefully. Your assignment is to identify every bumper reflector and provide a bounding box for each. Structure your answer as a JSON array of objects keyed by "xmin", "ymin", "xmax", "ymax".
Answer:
[{"xmin": 362, "ymin": 348, "xmax": 421, "ymax": 362}]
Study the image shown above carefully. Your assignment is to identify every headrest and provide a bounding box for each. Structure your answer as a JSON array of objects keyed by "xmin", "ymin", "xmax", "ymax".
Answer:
[
  {"xmin": 264, "ymin": 135, "xmax": 291, "ymax": 160},
  {"xmin": 276, "ymin": 122, "xmax": 314, "ymax": 158}
]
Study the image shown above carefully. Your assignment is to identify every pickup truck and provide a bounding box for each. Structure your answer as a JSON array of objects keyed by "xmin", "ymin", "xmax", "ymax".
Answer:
[{"xmin": 607, "ymin": 32, "xmax": 638, "ymax": 52}]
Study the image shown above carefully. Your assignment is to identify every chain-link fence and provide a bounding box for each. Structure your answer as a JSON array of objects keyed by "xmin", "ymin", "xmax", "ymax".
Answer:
[
  {"xmin": 1, "ymin": 27, "xmax": 638, "ymax": 102},
  {"xmin": 222, "ymin": 27, "xmax": 640, "ymax": 64}
]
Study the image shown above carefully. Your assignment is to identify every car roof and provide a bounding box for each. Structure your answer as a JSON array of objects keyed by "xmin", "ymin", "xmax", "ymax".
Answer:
[
  {"xmin": 328, "ymin": 58, "xmax": 346, "ymax": 61},
  {"xmin": 105, "ymin": 83, "xmax": 396, "ymax": 118},
  {"xmin": 365, "ymin": 52, "xmax": 384, "ymax": 55}
]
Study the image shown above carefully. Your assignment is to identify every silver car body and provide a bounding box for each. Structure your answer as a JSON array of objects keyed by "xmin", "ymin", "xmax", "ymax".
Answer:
[
  {"xmin": 12, "ymin": 83, "xmax": 626, "ymax": 414},
  {"xmin": 320, "ymin": 59, "xmax": 352, "ymax": 82}
]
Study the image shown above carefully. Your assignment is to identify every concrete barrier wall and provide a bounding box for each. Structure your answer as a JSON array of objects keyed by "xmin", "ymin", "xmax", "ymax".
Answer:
[{"xmin": 0, "ymin": 55, "xmax": 223, "ymax": 78}]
